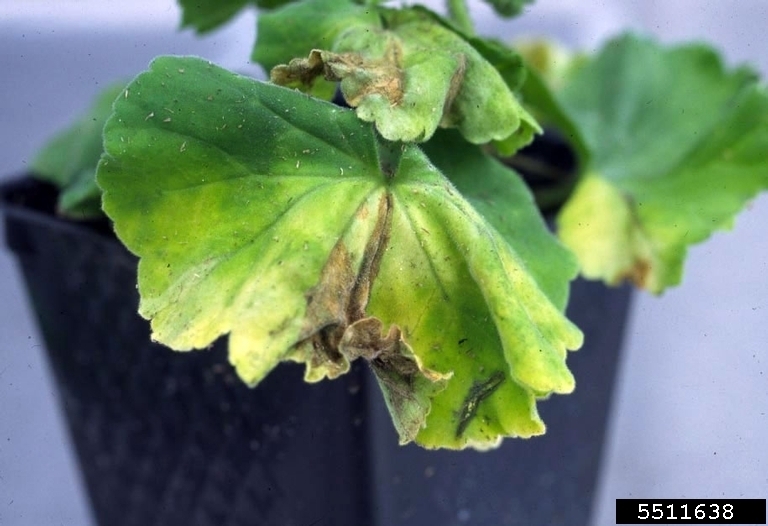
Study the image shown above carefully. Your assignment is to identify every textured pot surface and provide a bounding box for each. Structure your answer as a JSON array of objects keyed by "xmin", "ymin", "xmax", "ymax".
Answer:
[
  {"xmin": 2, "ymin": 177, "xmax": 632, "ymax": 526},
  {"xmin": 2, "ymin": 178, "xmax": 374, "ymax": 526}
]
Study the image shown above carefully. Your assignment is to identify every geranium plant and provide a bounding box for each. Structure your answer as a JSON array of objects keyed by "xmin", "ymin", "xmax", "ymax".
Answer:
[{"xmin": 34, "ymin": 0, "xmax": 768, "ymax": 451}]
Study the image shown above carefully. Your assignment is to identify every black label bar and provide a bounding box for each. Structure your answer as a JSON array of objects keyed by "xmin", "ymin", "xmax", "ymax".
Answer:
[{"xmin": 616, "ymin": 499, "xmax": 766, "ymax": 524}]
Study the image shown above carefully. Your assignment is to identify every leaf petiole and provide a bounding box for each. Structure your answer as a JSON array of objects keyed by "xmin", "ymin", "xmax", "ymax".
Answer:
[{"xmin": 375, "ymin": 134, "xmax": 404, "ymax": 180}]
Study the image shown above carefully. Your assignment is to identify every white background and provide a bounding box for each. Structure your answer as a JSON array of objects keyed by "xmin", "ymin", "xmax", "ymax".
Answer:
[{"xmin": 0, "ymin": 1, "xmax": 766, "ymax": 525}]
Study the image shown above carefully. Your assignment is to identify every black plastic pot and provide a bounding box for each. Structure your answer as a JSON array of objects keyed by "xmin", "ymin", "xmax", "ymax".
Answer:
[{"xmin": 2, "ymin": 176, "xmax": 632, "ymax": 526}]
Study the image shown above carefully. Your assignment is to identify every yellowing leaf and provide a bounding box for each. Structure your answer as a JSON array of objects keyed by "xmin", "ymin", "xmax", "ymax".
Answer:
[
  {"xmin": 97, "ymin": 56, "xmax": 581, "ymax": 449},
  {"xmin": 555, "ymin": 35, "xmax": 768, "ymax": 292},
  {"xmin": 270, "ymin": 6, "xmax": 539, "ymax": 148}
]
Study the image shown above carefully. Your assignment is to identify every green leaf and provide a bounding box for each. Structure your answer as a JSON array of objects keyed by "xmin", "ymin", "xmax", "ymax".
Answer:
[
  {"xmin": 481, "ymin": 0, "xmax": 533, "ymax": 18},
  {"xmin": 178, "ymin": 0, "xmax": 293, "ymax": 34},
  {"xmin": 178, "ymin": 0, "xmax": 250, "ymax": 33},
  {"xmin": 466, "ymin": 36, "xmax": 527, "ymax": 94},
  {"xmin": 57, "ymin": 169, "xmax": 103, "ymax": 218},
  {"xmin": 421, "ymin": 129, "xmax": 578, "ymax": 311},
  {"xmin": 367, "ymin": 144, "xmax": 581, "ymax": 448},
  {"xmin": 556, "ymin": 34, "xmax": 768, "ymax": 293},
  {"xmin": 270, "ymin": 7, "xmax": 539, "ymax": 148},
  {"xmin": 252, "ymin": 0, "xmax": 380, "ymax": 72},
  {"xmin": 32, "ymin": 82, "xmax": 124, "ymax": 219},
  {"xmin": 404, "ymin": 8, "xmax": 539, "ymax": 153},
  {"xmin": 97, "ymin": 56, "xmax": 582, "ymax": 449}
]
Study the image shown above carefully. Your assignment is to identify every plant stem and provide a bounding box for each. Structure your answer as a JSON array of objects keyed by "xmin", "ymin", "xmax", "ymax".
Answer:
[{"xmin": 446, "ymin": 0, "xmax": 474, "ymax": 35}]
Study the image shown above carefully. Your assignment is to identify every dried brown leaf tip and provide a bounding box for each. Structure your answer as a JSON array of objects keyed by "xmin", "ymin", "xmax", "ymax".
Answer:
[
  {"xmin": 271, "ymin": 39, "xmax": 405, "ymax": 108},
  {"xmin": 323, "ymin": 36, "xmax": 404, "ymax": 107},
  {"xmin": 270, "ymin": 51, "xmax": 327, "ymax": 89},
  {"xmin": 294, "ymin": 191, "xmax": 448, "ymax": 441},
  {"xmin": 621, "ymin": 257, "xmax": 652, "ymax": 289},
  {"xmin": 342, "ymin": 317, "xmax": 450, "ymax": 443},
  {"xmin": 293, "ymin": 192, "xmax": 393, "ymax": 378}
]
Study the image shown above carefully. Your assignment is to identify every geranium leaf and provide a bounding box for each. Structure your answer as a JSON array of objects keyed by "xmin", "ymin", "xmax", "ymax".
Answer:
[
  {"xmin": 32, "ymin": 82, "xmax": 124, "ymax": 219},
  {"xmin": 252, "ymin": 0, "xmax": 380, "ymax": 75},
  {"xmin": 97, "ymin": 56, "xmax": 581, "ymax": 449},
  {"xmin": 402, "ymin": 6, "xmax": 528, "ymax": 94},
  {"xmin": 555, "ymin": 34, "xmax": 768, "ymax": 293},
  {"xmin": 465, "ymin": 36, "xmax": 527, "ymax": 94},
  {"xmin": 178, "ymin": 0, "xmax": 251, "ymax": 34},
  {"xmin": 178, "ymin": 0, "xmax": 293, "ymax": 35},
  {"xmin": 420, "ymin": 129, "xmax": 578, "ymax": 311},
  {"xmin": 449, "ymin": 32, "xmax": 538, "ymax": 154},
  {"xmin": 270, "ymin": 7, "xmax": 539, "ymax": 148},
  {"xmin": 252, "ymin": 0, "xmax": 380, "ymax": 99}
]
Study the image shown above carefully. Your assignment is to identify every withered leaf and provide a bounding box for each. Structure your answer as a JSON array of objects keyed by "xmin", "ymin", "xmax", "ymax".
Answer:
[
  {"xmin": 98, "ymin": 56, "xmax": 582, "ymax": 450},
  {"xmin": 269, "ymin": 6, "xmax": 539, "ymax": 150}
]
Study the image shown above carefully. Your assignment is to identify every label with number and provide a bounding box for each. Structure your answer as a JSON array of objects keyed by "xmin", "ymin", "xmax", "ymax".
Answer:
[{"xmin": 615, "ymin": 499, "xmax": 766, "ymax": 524}]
